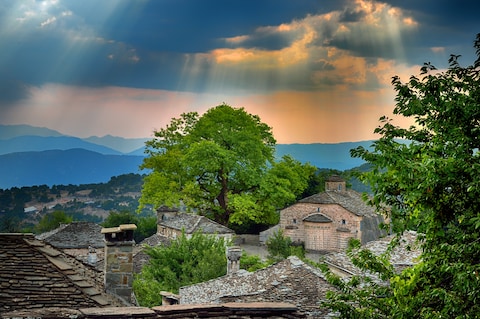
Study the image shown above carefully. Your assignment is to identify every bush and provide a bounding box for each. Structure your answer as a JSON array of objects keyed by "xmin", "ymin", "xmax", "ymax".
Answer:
[
  {"xmin": 134, "ymin": 231, "xmax": 228, "ymax": 307},
  {"xmin": 240, "ymin": 251, "xmax": 270, "ymax": 272},
  {"xmin": 266, "ymin": 229, "xmax": 305, "ymax": 262}
]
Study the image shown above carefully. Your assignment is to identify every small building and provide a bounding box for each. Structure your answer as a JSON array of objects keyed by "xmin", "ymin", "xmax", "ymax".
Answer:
[
  {"xmin": 0, "ymin": 233, "xmax": 124, "ymax": 312},
  {"xmin": 36, "ymin": 221, "xmax": 105, "ymax": 268},
  {"xmin": 36, "ymin": 221, "xmax": 104, "ymax": 249},
  {"xmin": 156, "ymin": 206, "xmax": 235, "ymax": 242},
  {"xmin": 179, "ymin": 253, "xmax": 334, "ymax": 318},
  {"xmin": 324, "ymin": 230, "xmax": 421, "ymax": 279},
  {"xmin": 273, "ymin": 175, "xmax": 384, "ymax": 252},
  {"xmin": 24, "ymin": 206, "xmax": 38, "ymax": 214}
]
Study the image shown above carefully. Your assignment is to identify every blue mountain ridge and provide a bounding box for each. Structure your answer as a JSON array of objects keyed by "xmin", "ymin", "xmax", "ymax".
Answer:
[
  {"xmin": 275, "ymin": 142, "xmax": 373, "ymax": 171},
  {"xmin": 0, "ymin": 135, "xmax": 122, "ymax": 156},
  {"xmin": 0, "ymin": 124, "xmax": 63, "ymax": 139},
  {"xmin": 0, "ymin": 124, "xmax": 376, "ymax": 189},
  {"xmin": 0, "ymin": 149, "xmax": 145, "ymax": 189}
]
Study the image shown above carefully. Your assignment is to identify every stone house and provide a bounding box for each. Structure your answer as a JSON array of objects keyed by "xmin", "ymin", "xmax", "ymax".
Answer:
[
  {"xmin": 36, "ymin": 221, "xmax": 105, "ymax": 270},
  {"xmin": 324, "ymin": 230, "xmax": 421, "ymax": 280},
  {"xmin": 0, "ymin": 224, "xmax": 140, "ymax": 313},
  {"xmin": 156, "ymin": 206, "xmax": 235, "ymax": 242},
  {"xmin": 1, "ymin": 228, "xmax": 306, "ymax": 319},
  {"xmin": 36, "ymin": 221, "xmax": 104, "ymax": 249},
  {"xmin": 179, "ymin": 249, "xmax": 335, "ymax": 318},
  {"xmin": 276, "ymin": 175, "xmax": 384, "ymax": 252},
  {"xmin": 0, "ymin": 233, "xmax": 124, "ymax": 312}
]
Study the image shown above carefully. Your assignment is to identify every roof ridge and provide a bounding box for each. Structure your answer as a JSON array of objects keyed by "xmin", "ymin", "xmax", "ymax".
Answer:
[{"xmin": 190, "ymin": 214, "xmax": 203, "ymax": 233}]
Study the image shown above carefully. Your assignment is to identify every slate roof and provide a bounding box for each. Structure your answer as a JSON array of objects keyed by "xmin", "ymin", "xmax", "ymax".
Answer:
[
  {"xmin": 324, "ymin": 231, "xmax": 422, "ymax": 278},
  {"xmin": 326, "ymin": 175, "xmax": 345, "ymax": 182},
  {"xmin": 36, "ymin": 221, "xmax": 104, "ymax": 248},
  {"xmin": 179, "ymin": 256, "xmax": 333, "ymax": 318},
  {"xmin": 303, "ymin": 213, "xmax": 332, "ymax": 223},
  {"xmin": 0, "ymin": 233, "xmax": 123, "ymax": 313},
  {"xmin": 159, "ymin": 212, "xmax": 234, "ymax": 234},
  {"xmin": 299, "ymin": 189, "xmax": 376, "ymax": 217},
  {"xmin": 139, "ymin": 233, "xmax": 172, "ymax": 247}
]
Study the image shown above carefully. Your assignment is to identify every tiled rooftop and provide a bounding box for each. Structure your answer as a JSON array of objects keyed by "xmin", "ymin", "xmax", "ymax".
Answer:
[
  {"xmin": 0, "ymin": 233, "xmax": 123, "ymax": 313},
  {"xmin": 36, "ymin": 221, "xmax": 104, "ymax": 249},
  {"xmin": 159, "ymin": 212, "xmax": 234, "ymax": 234},
  {"xmin": 299, "ymin": 190, "xmax": 377, "ymax": 217},
  {"xmin": 324, "ymin": 230, "xmax": 422, "ymax": 278},
  {"xmin": 180, "ymin": 256, "xmax": 333, "ymax": 318}
]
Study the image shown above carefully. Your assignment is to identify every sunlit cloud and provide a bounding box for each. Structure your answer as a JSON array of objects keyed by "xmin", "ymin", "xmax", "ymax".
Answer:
[
  {"xmin": 1, "ymin": 0, "xmax": 475, "ymax": 144},
  {"xmin": 431, "ymin": 46, "xmax": 445, "ymax": 53},
  {"xmin": 40, "ymin": 16, "xmax": 56, "ymax": 27},
  {"xmin": 1, "ymin": 83, "xmax": 407, "ymax": 143},
  {"xmin": 182, "ymin": 0, "xmax": 418, "ymax": 96}
]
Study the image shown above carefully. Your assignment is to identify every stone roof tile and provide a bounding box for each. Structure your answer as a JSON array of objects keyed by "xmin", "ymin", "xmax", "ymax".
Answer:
[
  {"xmin": 324, "ymin": 231, "xmax": 422, "ymax": 280},
  {"xmin": 159, "ymin": 212, "xmax": 234, "ymax": 234},
  {"xmin": 299, "ymin": 190, "xmax": 376, "ymax": 217},
  {"xmin": 0, "ymin": 233, "xmax": 123, "ymax": 313},
  {"xmin": 36, "ymin": 222, "xmax": 104, "ymax": 249},
  {"xmin": 179, "ymin": 256, "xmax": 332, "ymax": 317}
]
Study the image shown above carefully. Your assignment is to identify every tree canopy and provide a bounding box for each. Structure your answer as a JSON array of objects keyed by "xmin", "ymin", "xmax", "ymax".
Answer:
[
  {"xmin": 34, "ymin": 210, "xmax": 73, "ymax": 234},
  {"xmin": 323, "ymin": 34, "xmax": 480, "ymax": 318},
  {"xmin": 102, "ymin": 210, "xmax": 157, "ymax": 243},
  {"xmin": 139, "ymin": 104, "xmax": 315, "ymax": 226}
]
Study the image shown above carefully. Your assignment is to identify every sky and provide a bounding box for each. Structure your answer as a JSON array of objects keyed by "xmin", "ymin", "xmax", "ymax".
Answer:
[{"xmin": 0, "ymin": 0, "xmax": 479, "ymax": 143}]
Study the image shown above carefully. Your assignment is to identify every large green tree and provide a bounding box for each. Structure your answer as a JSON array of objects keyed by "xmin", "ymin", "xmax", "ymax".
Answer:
[
  {"xmin": 322, "ymin": 34, "xmax": 480, "ymax": 318},
  {"xmin": 133, "ymin": 232, "xmax": 228, "ymax": 307},
  {"xmin": 139, "ymin": 104, "xmax": 315, "ymax": 226}
]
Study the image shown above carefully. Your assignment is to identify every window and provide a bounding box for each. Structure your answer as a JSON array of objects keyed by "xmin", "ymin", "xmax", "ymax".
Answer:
[
  {"xmin": 292, "ymin": 218, "xmax": 297, "ymax": 224},
  {"xmin": 338, "ymin": 184, "xmax": 342, "ymax": 191},
  {"xmin": 341, "ymin": 219, "xmax": 346, "ymax": 225}
]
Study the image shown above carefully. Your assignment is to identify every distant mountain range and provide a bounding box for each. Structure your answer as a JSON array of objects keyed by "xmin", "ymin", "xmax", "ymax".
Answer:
[
  {"xmin": 0, "ymin": 149, "xmax": 145, "ymax": 188},
  {"xmin": 0, "ymin": 124, "xmax": 374, "ymax": 189}
]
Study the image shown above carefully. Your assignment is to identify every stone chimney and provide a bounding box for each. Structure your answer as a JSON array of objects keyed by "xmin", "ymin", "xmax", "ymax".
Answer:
[
  {"xmin": 101, "ymin": 224, "xmax": 137, "ymax": 304},
  {"xmin": 226, "ymin": 246, "xmax": 242, "ymax": 275},
  {"xmin": 325, "ymin": 175, "xmax": 346, "ymax": 192},
  {"xmin": 160, "ymin": 291, "xmax": 180, "ymax": 305}
]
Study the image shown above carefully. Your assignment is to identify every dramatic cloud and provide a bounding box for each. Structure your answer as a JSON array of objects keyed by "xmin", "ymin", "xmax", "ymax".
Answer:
[{"xmin": 0, "ymin": 0, "xmax": 479, "ymax": 142}]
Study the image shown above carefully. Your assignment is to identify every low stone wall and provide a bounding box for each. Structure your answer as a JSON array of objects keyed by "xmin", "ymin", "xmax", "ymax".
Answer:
[
  {"xmin": 1, "ymin": 302, "xmax": 306, "ymax": 319},
  {"xmin": 234, "ymin": 234, "xmax": 260, "ymax": 245}
]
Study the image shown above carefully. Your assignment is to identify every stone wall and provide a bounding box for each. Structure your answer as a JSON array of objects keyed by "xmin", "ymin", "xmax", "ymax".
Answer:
[
  {"xmin": 281, "ymin": 203, "xmax": 363, "ymax": 251},
  {"xmin": 1, "ymin": 303, "xmax": 306, "ymax": 319}
]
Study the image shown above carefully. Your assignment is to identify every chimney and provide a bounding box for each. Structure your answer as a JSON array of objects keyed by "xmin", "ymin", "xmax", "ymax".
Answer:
[
  {"xmin": 226, "ymin": 246, "xmax": 242, "ymax": 275},
  {"xmin": 160, "ymin": 291, "xmax": 180, "ymax": 305},
  {"xmin": 325, "ymin": 175, "xmax": 346, "ymax": 192},
  {"xmin": 101, "ymin": 224, "xmax": 137, "ymax": 304},
  {"xmin": 87, "ymin": 246, "xmax": 98, "ymax": 265}
]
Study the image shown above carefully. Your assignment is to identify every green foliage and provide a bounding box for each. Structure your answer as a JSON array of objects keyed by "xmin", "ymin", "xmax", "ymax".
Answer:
[
  {"xmin": 134, "ymin": 232, "xmax": 228, "ymax": 307},
  {"xmin": 240, "ymin": 251, "xmax": 270, "ymax": 272},
  {"xmin": 0, "ymin": 213, "xmax": 24, "ymax": 232},
  {"xmin": 324, "ymin": 34, "xmax": 480, "ymax": 318},
  {"xmin": 102, "ymin": 210, "xmax": 156, "ymax": 243},
  {"xmin": 34, "ymin": 210, "xmax": 73, "ymax": 234},
  {"xmin": 266, "ymin": 229, "xmax": 305, "ymax": 262},
  {"xmin": 300, "ymin": 168, "xmax": 345, "ymax": 198},
  {"xmin": 102, "ymin": 210, "xmax": 138, "ymax": 227},
  {"xmin": 140, "ymin": 104, "xmax": 315, "ymax": 226}
]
